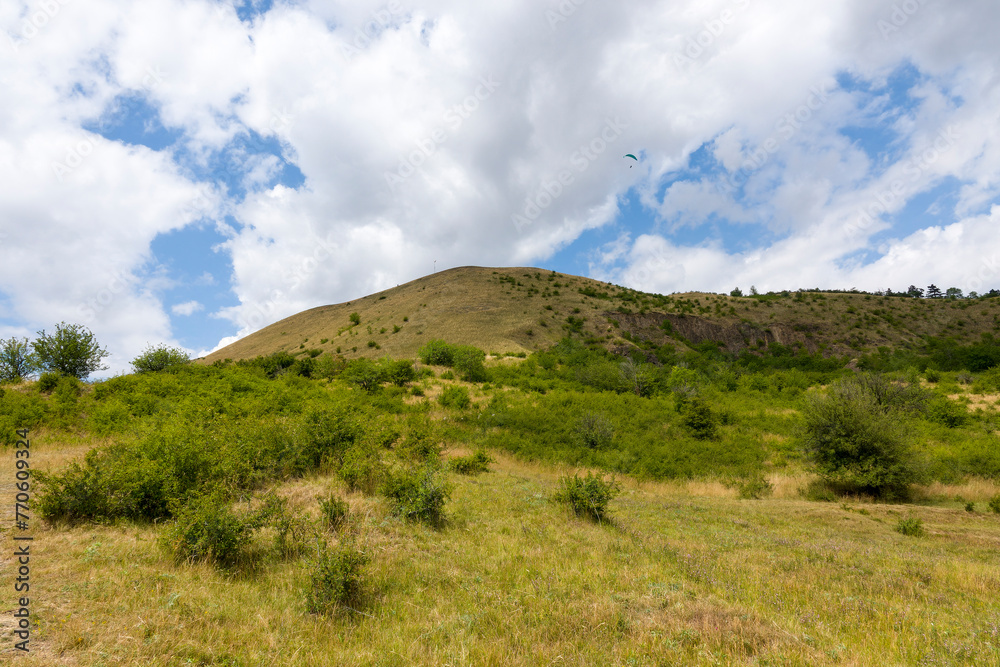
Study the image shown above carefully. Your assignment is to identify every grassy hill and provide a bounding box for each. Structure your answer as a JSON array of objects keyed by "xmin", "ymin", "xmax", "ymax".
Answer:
[{"xmin": 201, "ymin": 266, "xmax": 1000, "ymax": 365}]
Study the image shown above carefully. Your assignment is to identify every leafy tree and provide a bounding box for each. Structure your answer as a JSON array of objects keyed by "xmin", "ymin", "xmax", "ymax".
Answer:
[
  {"xmin": 341, "ymin": 358, "xmax": 385, "ymax": 392},
  {"xmin": 0, "ymin": 337, "xmax": 39, "ymax": 382},
  {"xmin": 131, "ymin": 344, "xmax": 190, "ymax": 373},
  {"xmin": 348, "ymin": 312, "xmax": 361, "ymax": 325},
  {"xmin": 945, "ymin": 287, "xmax": 963, "ymax": 299},
  {"xmin": 926, "ymin": 284, "xmax": 942, "ymax": 298},
  {"xmin": 801, "ymin": 373, "xmax": 926, "ymax": 499},
  {"xmin": 730, "ymin": 287, "xmax": 743, "ymax": 297},
  {"xmin": 32, "ymin": 323, "xmax": 109, "ymax": 379},
  {"xmin": 906, "ymin": 285, "xmax": 924, "ymax": 298},
  {"xmin": 418, "ymin": 339, "xmax": 455, "ymax": 366},
  {"xmin": 749, "ymin": 285, "xmax": 759, "ymax": 296},
  {"xmin": 452, "ymin": 345, "xmax": 488, "ymax": 382}
]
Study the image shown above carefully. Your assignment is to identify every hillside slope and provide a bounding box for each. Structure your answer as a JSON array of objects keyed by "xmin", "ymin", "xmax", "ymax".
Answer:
[{"xmin": 200, "ymin": 266, "xmax": 1000, "ymax": 364}]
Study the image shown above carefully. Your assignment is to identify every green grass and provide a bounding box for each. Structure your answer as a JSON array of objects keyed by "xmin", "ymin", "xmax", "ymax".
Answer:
[
  {"xmin": 5, "ymin": 452, "xmax": 1000, "ymax": 665},
  {"xmin": 4, "ymin": 345, "xmax": 1000, "ymax": 664}
]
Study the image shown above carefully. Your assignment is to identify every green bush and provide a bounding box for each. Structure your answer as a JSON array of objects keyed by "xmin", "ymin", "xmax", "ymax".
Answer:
[
  {"xmin": 383, "ymin": 358, "xmax": 416, "ymax": 386},
  {"xmin": 925, "ymin": 369, "xmax": 941, "ymax": 383},
  {"xmin": 342, "ymin": 358, "xmax": 385, "ymax": 392},
  {"xmin": 736, "ymin": 475, "xmax": 773, "ymax": 500},
  {"xmin": 304, "ymin": 542, "xmax": 369, "ymax": 615},
  {"xmin": 574, "ymin": 412, "xmax": 614, "ymax": 449},
  {"xmin": 418, "ymin": 339, "xmax": 455, "ymax": 366},
  {"xmin": 318, "ymin": 494, "xmax": 349, "ymax": 531},
  {"xmin": 349, "ymin": 312, "xmax": 361, "ymax": 325},
  {"xmin": 895, "ymin": 517, "xmax": 925, "ymax": 537},
  {"xmin": 0, "ymin": 389, "xmax": 47, "ymax": 445},
  {"xmin": 438, "ymin": 385, "xmax": 471, "ymax": 409},
  {"xmin": 678, "ymin": 395, "xmax": 718, "ymax": 440},
  {"xmin": 453, "ymin": 345, "xmax": 488, "ymax": 382},
  {"xmin": 925, "ymin": 396, "xmax": 968, "ymax": 428},
  {"xmin": 553, "ymin": 472, "xmax": 620, "ymax": 521},
  {"xmin": 37, "ymin": 372, "xmax": 61, "ymax": 392},
  {"xmin": 132, "ymin": 344, "xmax": 190, "ymax": 373},
  {"xmin": 338, "ymin": 443, "xmax": 388, "ymax": 495},
  {"xmin": 448, "ymin": 449, "xmax": 493, "ymax": 475},
  {"xmin": 800, "ymin": 479, "xmax": 836, "ymax": 502},
  {"xmin": 381, "ymin": 466, "xmax": 452, "ymax": 526},
  {"xmin": 801, "ymin": 373, "xmax": 925, "ymax": 499},
  {"xmin": 161, "ymin": 491, "xmax": 258, "ymax": 569},
  {"xmin": 988, "ymin": 494, "xmax": 1000, "ymax": 514}
]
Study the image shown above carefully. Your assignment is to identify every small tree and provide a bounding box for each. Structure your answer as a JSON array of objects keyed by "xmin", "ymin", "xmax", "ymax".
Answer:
[
  {"xmin": 906, "ymin": 285, "xmax": 924, "ymax": 298},
  {"xmin": 925, "ymin": 284, "xmax": 942, "ymax": 299},
  {"xmin": 0, "ymin": 337, "xmax": 39, "ymax": 382},
  {"xmin": 801, "ymin": 373, "xmax": 925, "ymax": 499},
  {"xmin": 131, "ymin": 344, "xmax": 190, "ymax": 373},
  {"xmin": 32, "ymin": 323, "xmax": 109, "ymax": 379},
  {"xmin": 730, "ymin": 287, "xmax": 743, "ymax": 297},
  {"xmin": 945, "ymin": 287, "xmax": 963, "ymax": 300}
]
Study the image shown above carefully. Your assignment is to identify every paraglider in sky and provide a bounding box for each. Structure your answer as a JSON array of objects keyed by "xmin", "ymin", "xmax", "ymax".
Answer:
[{"xmin": 624, "ymin": 153, "xmax": 638, "ymax": 167}]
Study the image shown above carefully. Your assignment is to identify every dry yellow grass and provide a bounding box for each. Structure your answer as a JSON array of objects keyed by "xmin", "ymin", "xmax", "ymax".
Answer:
[{"xmin": 5, "ymin": 440, "xmax": 1000, "ymax": 665}]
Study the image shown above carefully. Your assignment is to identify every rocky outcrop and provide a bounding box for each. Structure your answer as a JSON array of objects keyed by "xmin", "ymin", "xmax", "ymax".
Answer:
[{"xmin": 606, "ymin": 311, "xmax": 822, "ymax": 356}]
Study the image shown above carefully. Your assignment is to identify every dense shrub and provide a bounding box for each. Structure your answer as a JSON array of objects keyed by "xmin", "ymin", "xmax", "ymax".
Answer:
[
  {"xmin": 438, "ymin": 385, "xmax": 471, "ymax": 409},
  {"xmin": 735, "ymin": 475, "xmax": 773, "ymax": 499},
  {"xmin": 132, "ymin": 344, "xmax": 190, "ymax": 373},
  {"xmin": 925, "ymin": 396, "xmax": 968, "ymax": 428},
  {"xmin": 384, "ymin": 358, "xmax": 416, "ymax": 386},
  {"xmin": 678, "ymin": 395, "xmax": 718, "ymax": 440},
  {"xmin": 895, "ymin": 517, "xmax": 925, "ymax": 537},
  {"xmin": 553, "ymin": 472, "xmax": 620, "ymax": 521},
  {"xmin": 381, "ymin": 466, "xmax": 452, "ymax": 526},
  {"xmin": 801, "ymin": 373, "xmax": 925, "ymax": 499},
  {"xmin": 338, "ymin": 443, "xmax": 388, "ymax": 495},
  {"xmin": 574, "ymin": 412, "xmax": 614, "ymax": 449},
  {"xmin": 342, "ymin": 358, "xmax": 385, "ymax": 392},
  {"xmin": 0, "ymin": 389, "xmax": 47, "ymax": 445},
  {"xmin": 988, "ymin": 494, "xmax": 1000, "ymax": 514},
  {"xmin": 418, "ymin": 339, "xmax": 455, "ymax": 366},
  {"xmin": 161, "ymin": 491, "xmax": 259, "ymax": 569},
  {"xmin": 453, "ymin": 345, "xmax": 488, "ymax": 382},
  {"xmin": 304, "ymin": 542, "xmax": 369, "ymax": 615},
  {"xmin": 448, "ymin": 449, "xmax": 493, "ymax": 475},
  {"xmin": 36, "ymin": 372, "xmax": 61, "ymax": 392}
]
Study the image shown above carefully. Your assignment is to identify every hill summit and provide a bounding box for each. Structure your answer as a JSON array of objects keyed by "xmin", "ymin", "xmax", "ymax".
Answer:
[{"xmin": 201, "ymin": 266, "xmax": 1000, "ymax": 365}]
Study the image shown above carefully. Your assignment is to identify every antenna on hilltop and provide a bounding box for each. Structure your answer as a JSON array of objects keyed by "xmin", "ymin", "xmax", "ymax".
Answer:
[{"xmin": 434, "ymin": 260, "xmax": 437, "ymax": 273}]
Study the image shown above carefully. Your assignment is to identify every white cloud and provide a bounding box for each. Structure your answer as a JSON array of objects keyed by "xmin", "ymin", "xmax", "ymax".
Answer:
[{"xmin": 171, "ymin": 300, "xmax": 204, "ymax": 316}]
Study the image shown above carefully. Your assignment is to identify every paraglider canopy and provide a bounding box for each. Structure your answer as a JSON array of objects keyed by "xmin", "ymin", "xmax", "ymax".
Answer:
[{"xmin": 624, "ymin": 153, "xmax": 638, "ymax": 167}]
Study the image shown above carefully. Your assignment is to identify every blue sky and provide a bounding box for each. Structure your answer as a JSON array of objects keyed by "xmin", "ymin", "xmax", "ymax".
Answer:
[{"xmin": 2, "ymin": 0, "xmax": 1000, "ymax": 375}]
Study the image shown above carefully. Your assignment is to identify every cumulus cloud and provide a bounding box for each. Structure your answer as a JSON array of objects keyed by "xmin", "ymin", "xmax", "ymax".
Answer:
[{"xmin": 1, "ymin": 0, "xmax": 999, "ymax": 376}]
